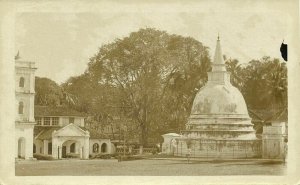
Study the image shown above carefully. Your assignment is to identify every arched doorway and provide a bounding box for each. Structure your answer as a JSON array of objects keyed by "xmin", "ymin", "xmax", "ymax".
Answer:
[
  {"xmin": 70, "ymin": 143, "xmax": 75, "ymax": 153},
  {"xmin": 33, "ymin": 144, "xmax": 36, "ymax": 154},
  {"xmin": 61, "ymin": 140, "xmax": 80, "ymax": 158},
  {"xmin": 18, "ymin": 137, "xmax": 25, "ymax": 158},
  {"xmin": 101, "ymin": 143, "xmax": 107, "ymax": 153}
]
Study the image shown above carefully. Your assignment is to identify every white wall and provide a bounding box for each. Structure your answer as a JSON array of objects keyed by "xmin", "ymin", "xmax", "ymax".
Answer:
[
  {"xmin": 60, "ymin": 117, "xmax": 84, "ymax": 127},
  {"xmin": 89, "ymin": 139, "xmax": 113, "ymax": 154},
  {"xmin": 15, "ymin": 125, "xmax": 34, "ymax": 159}
]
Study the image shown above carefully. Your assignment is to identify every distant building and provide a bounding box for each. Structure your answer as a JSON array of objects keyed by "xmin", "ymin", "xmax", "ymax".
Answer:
[
  {"xmin": 34, "ymin": 106, "xmax": 115, "ymax": 159},
  {"xmin": 15, "ymin": 58, "xmax": 37, "ymax": 159},
  {"xmin": 260, "ymin": 108, "xmax": 288, "ymax": 159}
]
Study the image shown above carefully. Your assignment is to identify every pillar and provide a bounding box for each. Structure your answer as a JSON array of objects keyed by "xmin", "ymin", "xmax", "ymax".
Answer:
[
  {"xmin": 51, "ymin": 137, "xmax": 60, "ymax": 159},
  {"xmin": 82, "ymin": 136, "xmax": 90, "ymax": 159},
  {"xmin": 66, "ymin": 141, "xmax": 70, "ymax": 154},
  {"xmin": 43, "ymin": 140, "xmax": 48, "ymax": 155},
  {"xmin": 80, "ymin": 147, "xmax": 83, "ymax": 159},
  {"xmin": 75, "ymin": 142, "xmax": 79, "ymax": 154},
  {"xmin": 25, "ymin": 127, "xmax": 34, "ymax": 159},
  {"xmin": 139, "ymin": 145, "xmax": 143, "ymax": 155}
]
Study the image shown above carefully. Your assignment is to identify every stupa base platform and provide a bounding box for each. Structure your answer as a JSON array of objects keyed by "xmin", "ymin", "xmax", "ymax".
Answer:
[{"xmin": 163, "ymin": 138, "xmax": 262, "ymax": 159}]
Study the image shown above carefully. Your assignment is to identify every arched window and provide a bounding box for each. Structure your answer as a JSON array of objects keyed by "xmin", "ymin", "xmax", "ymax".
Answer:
[
  {"xmin": 93, "ymin": 143, "xmax": 99, "ymax": 153},
  {"xmin": 19, "ymin": 77, "xmax": 25, "ymax": 87},
  {"xmin": 18, "ymin": 102, "xmax": 24, "ymax": 114}
]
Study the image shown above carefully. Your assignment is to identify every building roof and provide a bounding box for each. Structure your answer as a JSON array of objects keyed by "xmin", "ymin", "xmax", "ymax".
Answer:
[
  {"xmin": 87, "ymin": 129, "xmax": 110, "ymax": 139},
  {"xmin": 34, "ymin": 126, "xmax": 110, "ymax": 140},
  {"xmin": 34, "ymin": 126, "xmax": 61, "ymax": 140},
  {"xmin": 35, "ymin": 105, "xmax": 87, "ymax": 117},
  {"xmin": 249, "ymin": 108, "xmax": 287, "ymax": 123}
]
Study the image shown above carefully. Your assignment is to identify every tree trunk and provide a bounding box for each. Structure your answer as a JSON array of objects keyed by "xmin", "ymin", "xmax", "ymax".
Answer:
[
  {"xmin": 141, "ymin": 123, "xmax": 148, "ymax": 147},
  {"xmin": 140, "ymin": 103, "xmax": 148, "ymax": 146}
]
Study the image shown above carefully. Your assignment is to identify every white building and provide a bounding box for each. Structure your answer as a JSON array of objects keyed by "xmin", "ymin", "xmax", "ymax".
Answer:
[
  {"xmin": 15, "ymin": 57, "xmax": 37, "ymax": 159},
  {"xmin": 34, "ymin": 106, "xmax": 115, "ymax": 159}
]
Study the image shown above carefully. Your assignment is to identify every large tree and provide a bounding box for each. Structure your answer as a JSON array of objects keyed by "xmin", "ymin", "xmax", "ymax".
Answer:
[{"xmin": 65, "ymin": 28, "xmax": 211, "ymax": 146}]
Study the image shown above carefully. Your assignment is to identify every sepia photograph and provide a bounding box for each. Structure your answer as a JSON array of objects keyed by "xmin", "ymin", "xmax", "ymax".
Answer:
[{"xmin": 1, "ymin": 0, "xmax": 300, "ymax": 184}]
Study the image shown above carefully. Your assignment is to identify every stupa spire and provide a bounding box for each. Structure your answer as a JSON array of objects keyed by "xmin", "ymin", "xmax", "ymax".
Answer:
[{"xmin": 212, "ymin": 35, "xmax": 226, "ymax": 72}]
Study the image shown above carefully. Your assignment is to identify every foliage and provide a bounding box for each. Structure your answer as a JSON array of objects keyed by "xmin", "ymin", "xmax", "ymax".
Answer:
[
  {"xmin": 35, "ymin": 77, "xmax": 63, "ymax": 106},
  {"xmin": 90, "ymin": 153, "xmax": 113, "ymax": 159},
  {"xmin": 225, "ymin": 57, "xmax": 287, "ymax": 110}
]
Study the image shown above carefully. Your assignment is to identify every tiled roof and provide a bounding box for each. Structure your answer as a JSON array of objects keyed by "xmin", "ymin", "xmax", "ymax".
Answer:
[
  {"xmin": 249, "ymin": 108, "xmax": 287, "ymax": 123},
  {"xmin": 34, "ymin": 126, "xmax": 111, "ymax": 140},
  {"xmin": 85, "ymin": 128, "xmax": 110, "ymax": 139},
  {"xmin": 35, "ymin": 105, "xmax": 87, "ymax": 117},
  {"xmin": 34, "ymin": 126, "xmax": 61, "ymax": 140}
]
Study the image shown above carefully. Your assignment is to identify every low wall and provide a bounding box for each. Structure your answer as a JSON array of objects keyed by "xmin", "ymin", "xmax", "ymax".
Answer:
[{"xmin": 164, "ymin": 138, "xmax": 262, "ymax": 159}]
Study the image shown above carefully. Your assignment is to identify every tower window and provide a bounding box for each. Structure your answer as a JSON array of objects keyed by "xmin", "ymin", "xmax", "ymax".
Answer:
[
  {"xmin": 18, "ymin": 102, "xmax": 24, "ymax": 114},
  {"xmin": 19, "ymin": 77, "xmax": 25, "ymax": 87}
]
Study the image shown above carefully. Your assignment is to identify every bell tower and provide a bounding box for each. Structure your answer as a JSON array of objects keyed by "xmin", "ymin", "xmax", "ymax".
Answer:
[{"xmin": 15, "ymin": 53, "xmax": 37, "ymax": 160}]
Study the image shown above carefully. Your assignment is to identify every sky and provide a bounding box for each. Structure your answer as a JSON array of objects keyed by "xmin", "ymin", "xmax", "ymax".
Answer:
[{"xmin": 15, "ymin": 1, "xmax": 290, "ymax": 84}]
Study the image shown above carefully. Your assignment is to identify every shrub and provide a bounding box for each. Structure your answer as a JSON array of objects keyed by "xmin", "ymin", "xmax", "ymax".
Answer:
[
  {"xmin": 91, "ymin": 153, "xmax": 112, "ymax": 159},
  {"xmin": 66, "ymin": 153, "xmax": 80, "ymax": 158},
  {"xmin": 33, "ymin": 154, "xmax": 54, "ymax": 160}
]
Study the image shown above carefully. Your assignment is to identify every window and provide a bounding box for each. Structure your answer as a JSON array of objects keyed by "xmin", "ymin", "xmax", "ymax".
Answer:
[
  {"xmin": 44, "ymin": 117, "xmax": 50, "ymax": 125},
  {"xmin": 93, "ymin": 143, "xmax": 99, "ymax": 153},
  {"xmin": 18, "ymin": 102, "xmax": 24, "ymax": 114},
  {"xmin": 52, "ymin": 117, "xmax": 59, "ymax": 126},
  {"xmin": 35, "ymin": 117, "xmax": 42, "ymax": 125},
  {"xmin": 69, "ymin": 117, "xmax": 75, "ymax": 124},
  {"xmin": 19, "ymin": 77, "xmax": 24, "ymax": 87}
]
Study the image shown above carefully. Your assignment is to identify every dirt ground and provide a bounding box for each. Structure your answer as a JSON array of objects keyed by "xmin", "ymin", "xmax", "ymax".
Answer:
[{"xmin": 15, "ymin": 158, "xmax": 286, "ymax": 176}]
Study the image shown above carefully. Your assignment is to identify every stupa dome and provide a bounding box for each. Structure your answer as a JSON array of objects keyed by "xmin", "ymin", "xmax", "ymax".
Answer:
[{"xmin": 191, "ymin": 83, "xmax": 249, "ymax": 117}]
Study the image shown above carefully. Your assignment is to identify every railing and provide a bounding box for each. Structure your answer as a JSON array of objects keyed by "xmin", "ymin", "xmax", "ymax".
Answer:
[
  {"xmin": 116, "ymin": 148, "xmax": 131, "ymax": 155},
  {"xmin": 143, "ymin": 148, "xmax": 157, "ymax": 154},
  {"xmin": 171, "ymin": 139, "xmax": 262, "ymax": 159},
  {"xmin": 115, "ymin": 147, "xmax": 157, "ymax": 155}
]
